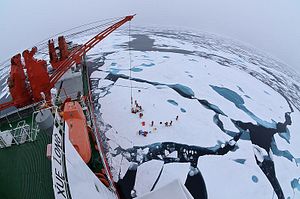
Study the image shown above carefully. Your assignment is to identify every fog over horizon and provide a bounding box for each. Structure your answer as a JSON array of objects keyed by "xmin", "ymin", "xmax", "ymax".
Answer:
[{"xmin": 0, "ymin": 0, "xmax": 299, "ymax": 72}]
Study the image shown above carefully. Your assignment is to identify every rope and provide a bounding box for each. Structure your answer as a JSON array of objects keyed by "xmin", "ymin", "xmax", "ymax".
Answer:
[
  {"xmin": 35, "ymin": 17, "xmax": 122, "ymax": 46},
  {"xmin": 34, "ymin": 17, "xmax": 124, "ymax": 54},
  {"xmin": 128, "ymin": 21, "xmax": 133, "ymax": 107}
]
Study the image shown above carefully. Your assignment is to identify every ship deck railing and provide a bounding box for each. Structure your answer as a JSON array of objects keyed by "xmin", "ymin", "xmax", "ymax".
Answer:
[
  {"xmin": 0, "ymin": 101, "xmax": 44, "ymax": 130},
  {"xmin": 0, "ymin": 104, "xmax": 57, "ymax": 149},
  {"xmin": 0, "ymin": 120, "xmax": 32, "ymax": 148}
]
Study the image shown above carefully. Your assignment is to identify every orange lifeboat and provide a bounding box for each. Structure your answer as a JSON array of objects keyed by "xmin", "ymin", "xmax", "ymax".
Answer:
[{"xmin": 63, "ymin": 101, "xmax": 91, "ymax": 163}]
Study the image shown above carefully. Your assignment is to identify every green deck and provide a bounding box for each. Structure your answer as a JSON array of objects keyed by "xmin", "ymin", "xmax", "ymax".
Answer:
[{"xmin": 0, "ymin": 129, "xmax": 54, "ymax": 199}]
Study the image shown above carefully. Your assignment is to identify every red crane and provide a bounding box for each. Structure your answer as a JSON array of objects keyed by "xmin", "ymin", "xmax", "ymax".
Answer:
[
  {"xmin": 0, "ymin": 15, "xmax": 135, "ymax": 112},
  {"xmin": 48, "ymin": 36, "xmax": 70, "ymax": 69}
]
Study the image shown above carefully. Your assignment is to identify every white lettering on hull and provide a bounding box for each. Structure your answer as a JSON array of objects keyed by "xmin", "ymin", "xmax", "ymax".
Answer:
[{"xmin": 52, "ymin": 115, "xmax": 70, "ymax": 199}]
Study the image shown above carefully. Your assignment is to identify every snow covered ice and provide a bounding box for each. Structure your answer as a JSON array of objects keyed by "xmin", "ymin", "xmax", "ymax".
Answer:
[
  {"xmin": 1, "ymin": 27, "xmax": 300, "ymax": 199},
  {"xmin": 87, "ymin": 28, "xmax": 300, "ymax": 199}
]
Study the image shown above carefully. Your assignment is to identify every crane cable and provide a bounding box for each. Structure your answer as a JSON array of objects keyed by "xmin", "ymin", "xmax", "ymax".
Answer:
[
  {"xmin": 129, "ymin": 21, "xmax": 133, "ymax": 107},
  {"xmin": 35, "ymin": 17, "xmax": 124, "ymax": 54}
]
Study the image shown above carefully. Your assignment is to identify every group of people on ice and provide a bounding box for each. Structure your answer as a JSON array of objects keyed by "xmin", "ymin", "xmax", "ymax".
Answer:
[{"xmin": 131, "ymin": 99, "xmax": 180, "ymax": 137}]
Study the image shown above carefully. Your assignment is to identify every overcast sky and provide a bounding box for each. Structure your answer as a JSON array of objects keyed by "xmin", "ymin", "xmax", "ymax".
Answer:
[{"xmin": 0, "ymin": 0, "xmax": 299, "ymax": 71}]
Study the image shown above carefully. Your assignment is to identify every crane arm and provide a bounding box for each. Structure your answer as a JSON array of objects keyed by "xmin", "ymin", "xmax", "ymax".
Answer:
[{"xmin": 49, "ymin": 15, "xmax": 135, "ymax": 86}]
